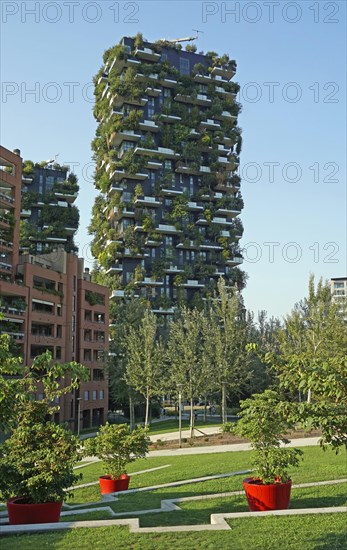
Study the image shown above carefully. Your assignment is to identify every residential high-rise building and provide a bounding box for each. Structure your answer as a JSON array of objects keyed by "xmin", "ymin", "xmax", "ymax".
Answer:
[
  {"xmin": 331, "ymin": 277, "xmax": 347, "ymax": 321},
  {"xmin": 20, "ymin": 159, "xmax": 79, "ymax": 254},
  {"xmin": 90, "ymin": 35, "xmax": 245, "ymax": 312},
  {"xmin": 0, "ymin": 145, "xmax": 109, "ymax": 431}
]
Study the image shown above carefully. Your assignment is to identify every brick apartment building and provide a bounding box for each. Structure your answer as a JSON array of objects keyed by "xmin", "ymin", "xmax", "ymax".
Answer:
[{"xmin": 0, "ymin": 145, "xmax": 109, "ymax": 430}]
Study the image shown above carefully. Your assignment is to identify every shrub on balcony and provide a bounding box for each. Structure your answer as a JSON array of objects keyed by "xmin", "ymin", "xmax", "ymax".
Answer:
[{"xmin": 22, "ymin": 160, "xmax": 35, "ymax": 176}]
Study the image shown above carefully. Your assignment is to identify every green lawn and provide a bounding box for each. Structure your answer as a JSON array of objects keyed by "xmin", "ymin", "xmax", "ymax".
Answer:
[
  {"xmin": 147, "ymin": 418, "xmax": 222, "ymax": 436},
  {"xmin": 2, "ymin": 446, "xmax": 347, "ymax": 548},
  {"xmin": 2, "ymin": 513, "xmax": 347, "ymax": 549}
]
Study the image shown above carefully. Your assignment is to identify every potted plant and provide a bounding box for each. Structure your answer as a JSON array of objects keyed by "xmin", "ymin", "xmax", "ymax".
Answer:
[
  {"xmin": 0, "ymin": 347, "xmax": 88, "ymax": 525},
  {"xmin": 234, "ymin": 390, "xmax": 303, "ymax": 511},
  {"xmin": 85, "ymin": 423, "xmax": 150, "ymax": 495}
]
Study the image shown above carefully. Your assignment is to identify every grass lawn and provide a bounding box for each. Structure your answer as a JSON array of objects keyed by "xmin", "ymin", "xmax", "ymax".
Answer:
[
  {"xmin": 2, "ymin": 446, "xmax": 346, "ymax": 548},
  {"xmin": 147, "ymin": 418, "xmax": 222, "ymax": 436},
  {"xmin": 2, "ymin": 513, "xmax": 347, "ymax": 549}
]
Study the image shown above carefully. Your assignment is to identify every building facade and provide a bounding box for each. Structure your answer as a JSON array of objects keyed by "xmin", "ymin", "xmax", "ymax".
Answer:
[
  {"xmin": 331, "ymin": 277, "xmax": 347, "ymax": 321},
  {"xmin": 90, "ymin": 35, "xmax": 245, "ymax": 312},
  {"xmin": 20, "ymin": 159, "xmax": 79, "ymax": 254},
  {"xmin": 0, "ymin": 146, "xmax": 109, "ymax": 430}
]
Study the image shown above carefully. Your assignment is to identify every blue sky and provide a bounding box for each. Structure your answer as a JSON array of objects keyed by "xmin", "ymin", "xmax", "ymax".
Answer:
[{"xmin": 1, "ymin": 0, "xmax": 346, "ymax": 319}]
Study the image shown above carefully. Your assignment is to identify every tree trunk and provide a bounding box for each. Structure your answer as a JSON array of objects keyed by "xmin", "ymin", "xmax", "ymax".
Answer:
[
  {"xmin": 144, "ymin": 392, "xmax": 150, "ymax": 427},
  {"xmin": 190, "ymin": 397, "xmax": 194, "ymax": 438},
  {"xmin": 221, "ymin": 384, "xmax": 227, "ymax": 424},
  {"xmin": 203, "ymin": 394, "xmax": 207, "ymax": 422},
  {"xmin": 307, "ymin": 388, "xmax": 312, "ymax": 404},
  {"xmin": 129, "ymin": 395, "xmax": 135, "ymax": 431}
]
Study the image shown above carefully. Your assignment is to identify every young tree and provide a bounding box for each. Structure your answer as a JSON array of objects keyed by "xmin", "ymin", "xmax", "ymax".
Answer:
[
  {"xmin": 206, "ymin": 279, "xmax": 251, "ymax": 423},
  {"xmin": 269, "ymin": 275, "xmax": 347, "ymax": 449},
  {"xmin": 167, "ymin": 307, "xmax": 212, "ymax": 437},
  {"xmin": 125, "ymin": 310, "xmax": 165, "ymax": 427},
  {"xmin": 108, "ymin": 297, "xmax": 148, "ymax": 427}
]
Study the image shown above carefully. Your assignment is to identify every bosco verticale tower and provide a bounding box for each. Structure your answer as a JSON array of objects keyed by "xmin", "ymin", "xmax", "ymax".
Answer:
[{"xmin": 90, "ymin": 34, "xmax": 245, "ymax": 313}]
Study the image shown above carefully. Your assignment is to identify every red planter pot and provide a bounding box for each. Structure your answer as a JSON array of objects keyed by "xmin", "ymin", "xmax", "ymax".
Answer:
[
  {"xmin": 243, "ymin": 477, "xmax": 292, "ymax": 511},
  {"xmin": 7, "ymin": 497, "xmax": 63, "ymax": 525},
  {"xmin": 99, "ymin": 474, "xmax": 130, "ymax": 495}
]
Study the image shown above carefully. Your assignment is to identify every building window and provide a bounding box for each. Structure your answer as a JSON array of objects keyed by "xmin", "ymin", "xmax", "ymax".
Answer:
[
  {"xmin": 147, "ymin": 98, "xmax": 155, "ymax": 118},
  {"xmin": 161, "ymin": 53, "xmax": 168, "ymax": 62},
  {"xmin": 56, "ymin": 325, "xmax": 62, "ymax": 338},
  {"xmin": 92, "ymin": 390, "xmax": 97, "ymax": 401},
  {"xmin": 334, "ymin": 282, "xmax": 344, "ymax": 288},
  {"xmin": 57, "ymin": 304, "xmax": 62, "ymax": 317},
  {"xmin": 84, "ymin": 390, "xmax": 89, "ymax": 401},
  {"xmin": 179, "ymin": 57, "xmax": 190, "ymax": 75},
  {"xmin": 38, "ymin": 393, "xmax": 44, "ymax": 401},
  {"xmin": 56, "ymin": 347, "xmax": 61, "ymax": 360},
  {"xmin": 99, "ymin": 390, "xmax": 104, "ymax": 400}
]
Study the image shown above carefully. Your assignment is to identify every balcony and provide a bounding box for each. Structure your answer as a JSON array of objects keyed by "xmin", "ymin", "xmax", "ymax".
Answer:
[
  {"xmin": 211, "ymin": 217, "xmax": 234, "ymax": 226},
  {"xmin": 189, "ymin": 129, "xmax": 200, "ymax": 139},
  {"xmin": 138, "ymin": 120, "xmax": 159, "ymax": 133},
  {"xmin": 135, "ymin": 72, "xmax": 159, "ymax": 84},
  {"xmin": 156, "ymin": 224, "xmax": 181, "ymax": 235},
  {"xmin": 134, "ymin": 196, "xmax": 161, "ymax": 207},
  {"xmin": 174, "ymin": 93, "xmax": 211, "ymax": 106},
  {"xmin": 134, "ymin": 146, "xmax": 179, "ymax": 159},
  {"xmin": 111, "ymin": 130, "xmax": 141, "ymax": 147},
  {"xmin": 159, "ymin": 114, "xmax": 181, "ymax": 123},
  {"xmin": 134, "ymin": 47, "xmax": 160, "ymax": 62},
  {"xmin": 159, "ymin": 78, "xmax": 177, "ymax": 88},
  {"xmin": 145, "ymin": 87, "xmax": 161, "ymax": 96},
  {"xmin": 146, "ymin": 160, "xmax": 162, "ymax": 170},
  {"xmin": 215, "ymin": 208, "xmax": 240, "ymax": 218},
  {"xmin": 161, "ymin": 186, "xmax": 184, "ymax": 196},
  {"xmin": 110, "ymin": 169, "xmax": 148, "ymax": 182},
  {"xmin": 110, "ymin": 94, "xmax": 148, "ymax": 109},
  {"xmin": 227, "ymin": 256, "xmax": 243, "ymax": 266},
  {"xmin": 20, "ymin": 209, "xmax": 31, "ymax": 217},
  {"xmin": 0, "ymin": 306, "xmax": 25, "ymax": 317},
  {"xmin": 217, "ymin": 144, "xmax": 232, "ymax": 156},
  {"xmin": 187, "ymin": 201, "xmax": 203, "ymax": 211},
  {"xmin": 0, "ymin": 192, "xmax": 14, "ymax": 207},
  {"xmin": 114, "ymin": 208, "xmax": 135, "ymax": 219},
  {"xmin": 183, "ymin": 279, "xmax": 204, "ymax": 288},
  {"xmin": 0, "ymin": 238, "xmax": 13, "ymax": 250},
  {"xmin": 0, "ymin": 261, "xmax": 12, "ymax": 272},
  {"xmin": 145, "ymin": 236, "xmax": 163, "ymax": 247},
  {"xmin": 199, "ymin": 166, "xmax": 212, "ymax": 174},
  {"xmin": 176, "ymin": 240, "xmax": 198, "ymax": 250},
  {"xmin": 200, "ymin": 242, "xmax": 223, "ymax": 250},
  {"xmin": 211, "ymin": 64, "xmax": 236, "ymax": 80},
  {"xmin": 53, "ymin": 191, "xmax": 78, "ymax": 204},
  {"xmin": 200, "ymin": 119, "xmax": 221, "ymax": 130},
  {"xmin": 135, "ymin": 277, "xmax": 163, "ymax": 286},
  {"xmin": 107, "ymin": 55, "xmax": 140, "ymax": 74},
  {"xmin": 196, "ymin": 216, "xmax": 208, "ymax": 226},
  {"xmin": 175, "ymin": 163, "xmax": 200, "ymax": 175},
  {"xmin": 216, "ymin": 156, "xmax": 237, "ymax": 169},
  {"xmin": 152, "ymin": 307, "xmax": 176, "ymax": 315},
  {"xmin": 106, "ymin": 263, "xmax": 123, "ymax": 274},
  {"xmin": 215, "ymin": 111, "xmax": 238, "ymax": 123},
  {"xmin": 193, "ymin": 73, "xmax": 213, "ymax": 84},
  {"xmin": 108, "ymin": 183, "xmax": 124, "ymax": 195},
  {"xmin": 2, "ymin": 331, "xmax": 24, "ymax": 341},
  {"xmin": 0, "ymin": 216, "xmax": 10, "ymax": 229},
  {"xmin": 110, "ymin": 289, "xmax": 125, "ymax": 299},
  {"xmin": 215, "ymin": 86, "xmax": 237, "ymax": 99},
  {"xmin": 165, "ymin": 265, "xmax": 184, "ymax": 274}
]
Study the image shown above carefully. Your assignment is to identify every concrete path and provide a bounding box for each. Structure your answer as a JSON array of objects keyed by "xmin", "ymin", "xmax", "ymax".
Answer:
[
  {"xmin": 79, "ymin": 436, "xmax": 321, "ymax": 463},
  {"xmin": 146, "ymin": 436, "xmax": 321, "ymax": 457}
]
